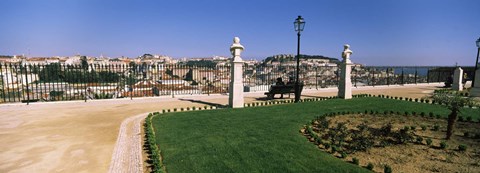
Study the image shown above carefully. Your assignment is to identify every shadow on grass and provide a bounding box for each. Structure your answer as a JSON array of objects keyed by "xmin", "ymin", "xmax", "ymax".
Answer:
[
  {"xmin": 178, "ymin": 98, "xmax": 227, "ymax": 108},
  {"xmin": 254, "ymin": 94, "xmax": 326, "ymax": 101},
  {"xmin": 302, "ymin": 95, "xmax": 330, "ymax": 98}
]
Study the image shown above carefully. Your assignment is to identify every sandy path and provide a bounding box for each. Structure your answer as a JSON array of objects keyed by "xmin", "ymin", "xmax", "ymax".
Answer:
[
  {"xmin": 0, "ymin": 83, "xmax": 443, "ymax": 173},
  {"xmin": 0, "ymin": 96, "xmax": 223, "ymax": 173}
]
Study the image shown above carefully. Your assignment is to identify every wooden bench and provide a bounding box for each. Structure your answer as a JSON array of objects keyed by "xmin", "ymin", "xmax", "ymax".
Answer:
[{"xmin": 264, "ymin": 84, "xmax": 303, "ymax": 100}]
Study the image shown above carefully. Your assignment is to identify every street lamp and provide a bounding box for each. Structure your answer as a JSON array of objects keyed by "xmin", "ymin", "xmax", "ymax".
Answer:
[
  {"xmin": 473, "ymin": 37, "xmax": 480, "ymax": 87},
  {"xmin": 294, "ymin": 15, "xmax": 305, "ymax": 103}
]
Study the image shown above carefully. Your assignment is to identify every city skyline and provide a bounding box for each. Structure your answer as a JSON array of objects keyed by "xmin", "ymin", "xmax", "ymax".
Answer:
[{"xmin": 1, "ymin": 0, "xmax": 479, "ymax": 66}]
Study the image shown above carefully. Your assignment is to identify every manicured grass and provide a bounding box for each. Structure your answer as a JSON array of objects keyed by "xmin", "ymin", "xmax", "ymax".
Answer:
[{"xmin": 152, "ymin": 97, "xmax": 480, "ymax": 173}]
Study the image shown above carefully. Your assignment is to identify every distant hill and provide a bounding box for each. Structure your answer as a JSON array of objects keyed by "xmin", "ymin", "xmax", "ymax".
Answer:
[{"xmin": 263, "ymin": 54, "xmax": 339, "ymax": 64}]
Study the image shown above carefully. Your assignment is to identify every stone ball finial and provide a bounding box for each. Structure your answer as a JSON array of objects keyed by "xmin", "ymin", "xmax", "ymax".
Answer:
[
  {"xmin": 342, "ymin": 44, "xmax": 353, "ymax": 62},
  {"xmin": 230, "ymin": 36, "xmax": 244, "ymax": 60},
  {"xmin": 230, "ymin": 36, "xmax": 244, "ymax": 51},
  {"xmin": 234, "ymin": 37, "xmax": 240, "ymax": 44}
]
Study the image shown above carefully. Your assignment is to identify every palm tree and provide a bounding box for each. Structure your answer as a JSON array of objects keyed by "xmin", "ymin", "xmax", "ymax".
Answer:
[{"xmin": 432, "ymin": 91, "xmax": 474, "ymax": 140}]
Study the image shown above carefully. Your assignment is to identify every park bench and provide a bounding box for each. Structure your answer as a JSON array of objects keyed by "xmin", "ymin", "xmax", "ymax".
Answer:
[{"xmin": 264, "ymin": 84, "xmax": 303, "ymax": 100}]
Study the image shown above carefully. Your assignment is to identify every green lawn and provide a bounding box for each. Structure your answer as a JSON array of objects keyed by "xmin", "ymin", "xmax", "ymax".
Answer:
[{"xmin": 152, "ymin": 97, "xmax": 480, "ymax": 173}]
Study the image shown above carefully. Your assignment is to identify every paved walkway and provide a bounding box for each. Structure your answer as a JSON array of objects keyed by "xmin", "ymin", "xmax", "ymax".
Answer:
[
  {"xmin": 0, "ymin": 83, "xmax": 443, "ymax": 173},
  {"xmin": 108, "ymin": 113, "xmax": 146, "ymax": 173}
]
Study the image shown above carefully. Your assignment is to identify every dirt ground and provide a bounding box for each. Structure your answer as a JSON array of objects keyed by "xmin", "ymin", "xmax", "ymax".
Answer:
[
  {"xmin": 0, "ymin": 83, "xmax": 443, "ymax": 173},
  {"xmin": 323, "ymin": 114, "xmax": 480, "ymax": 173}
]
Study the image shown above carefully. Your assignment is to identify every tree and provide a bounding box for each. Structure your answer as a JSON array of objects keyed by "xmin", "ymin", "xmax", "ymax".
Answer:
[
  {"xmin": 165, "ymin": 68, "xmax": 173, "ymax": 77},
  {"xmin": 432, "ymin": 91, "xmax": 474, "ymax": 140},
  {"xmin": 80, "ymin": 56, "xmax": 89, "ymax": 70},
  {"xmin": 184, "ymin": 68, "xmax": 193, "ymax": 81},
  {"xmin": 39, "ymin": 63, "xmax": 63, "ymax": 82},
  {"xmin": 184, "ymin": 60, "xmax": 217, "ymax": 68}
]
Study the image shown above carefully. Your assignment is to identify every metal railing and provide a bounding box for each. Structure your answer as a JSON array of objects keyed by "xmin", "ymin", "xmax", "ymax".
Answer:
[{"xmin": 0, "ymin": 62, "xmax": 469, "ymax": 104}]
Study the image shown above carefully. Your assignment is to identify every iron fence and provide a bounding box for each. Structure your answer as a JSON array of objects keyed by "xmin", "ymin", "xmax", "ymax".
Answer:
[{"xmin": 0, "ymin": 62, "xmax": 467, "ymax": 104}]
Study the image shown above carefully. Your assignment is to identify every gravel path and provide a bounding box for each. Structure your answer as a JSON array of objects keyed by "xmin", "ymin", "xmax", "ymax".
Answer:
[{"xmin": 108, "ymin": 113, "xmax": 147, "ymax": 173}]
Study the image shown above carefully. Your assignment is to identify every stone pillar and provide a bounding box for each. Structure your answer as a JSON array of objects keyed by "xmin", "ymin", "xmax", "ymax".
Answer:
[
  {"xmin": 452, "ymin": 67, "xmax": 463, "ymax": 91},
  {"xmin": 470, "ymin": 68, "xmax": 480, "ymax": 97},
  {"xmin": 338, "ymin": 44, "xmax": 353, "ymax": 99},
  {"xmin": 229, "ymin": 37, "xmax": 244, "ymax": 108}
]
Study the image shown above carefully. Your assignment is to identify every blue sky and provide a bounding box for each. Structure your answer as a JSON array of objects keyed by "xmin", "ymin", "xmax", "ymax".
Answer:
[{"xmin": 0, "ymin": 0, "xmax": 479, "ymax": 66}]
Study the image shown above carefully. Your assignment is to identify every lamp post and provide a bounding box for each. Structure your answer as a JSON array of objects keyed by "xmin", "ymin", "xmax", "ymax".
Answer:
[
  {"xmin": 473, "ymin": 37, "xmax": 480, "ymax": 87},
  {"xmin": 294, "ymin": 15, "xmax": 305, "ymax": 103}
]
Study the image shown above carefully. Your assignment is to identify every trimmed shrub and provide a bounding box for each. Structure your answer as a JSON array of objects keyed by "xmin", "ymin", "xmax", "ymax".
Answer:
[
  {"xmin": 145, "ymin": 113, "xmax": 165, "ymax": 173},
  {"xmin": 416, "ymin": 136, "xmax": 423, "ymax": 144},
  {"xmin": 324, "ymin": 143, "xmax": 331, "ymax": 149},
  {"xmin": 331, "ymin": 146, "xmax": 338, "ymax": 153},
  {"xmin": 315, "ymin": 138, "xmax": 322, "ymax": 145},
  {"xmin": 458, "ymin": 144, "xmax": 467, "ymax": 151},
  {"xmin": 340, "ymin": 152, "xmax": 348, "ymax": 158},
  {"xmin": 435, "ymin": 114, "xmax": 441, "ymax": 119},
  {"xmin": 440, "ymin": 141, "xmax": 448, "ymax": 149},
  {"xmin": 352, "ymin": 157, "xmax": 359, "ymax": 165},
  {"xmin": 466, "ymin": 116, "xmax": 473, "ymax": 122},
  {"xmin": 379, "ymin": 123, "xmax": 393, "ymax": 136},
  {"xmin": 366, "ymin": 163, "xmax": 374, "ymax": 170},
  {"xmin": 384, "ymin": 165, "xmax": 392, "ymax": 173},
  {"xmin": 396, "ymin": 128, "xmax": 414, "ymax": 144},
  {"xmin": 426, "ymin": 138, "xmax": 433, "ymax": 146},
  {"xmin": 420, "ymin": 112, "xmax": 426, "ymax": 117}
]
